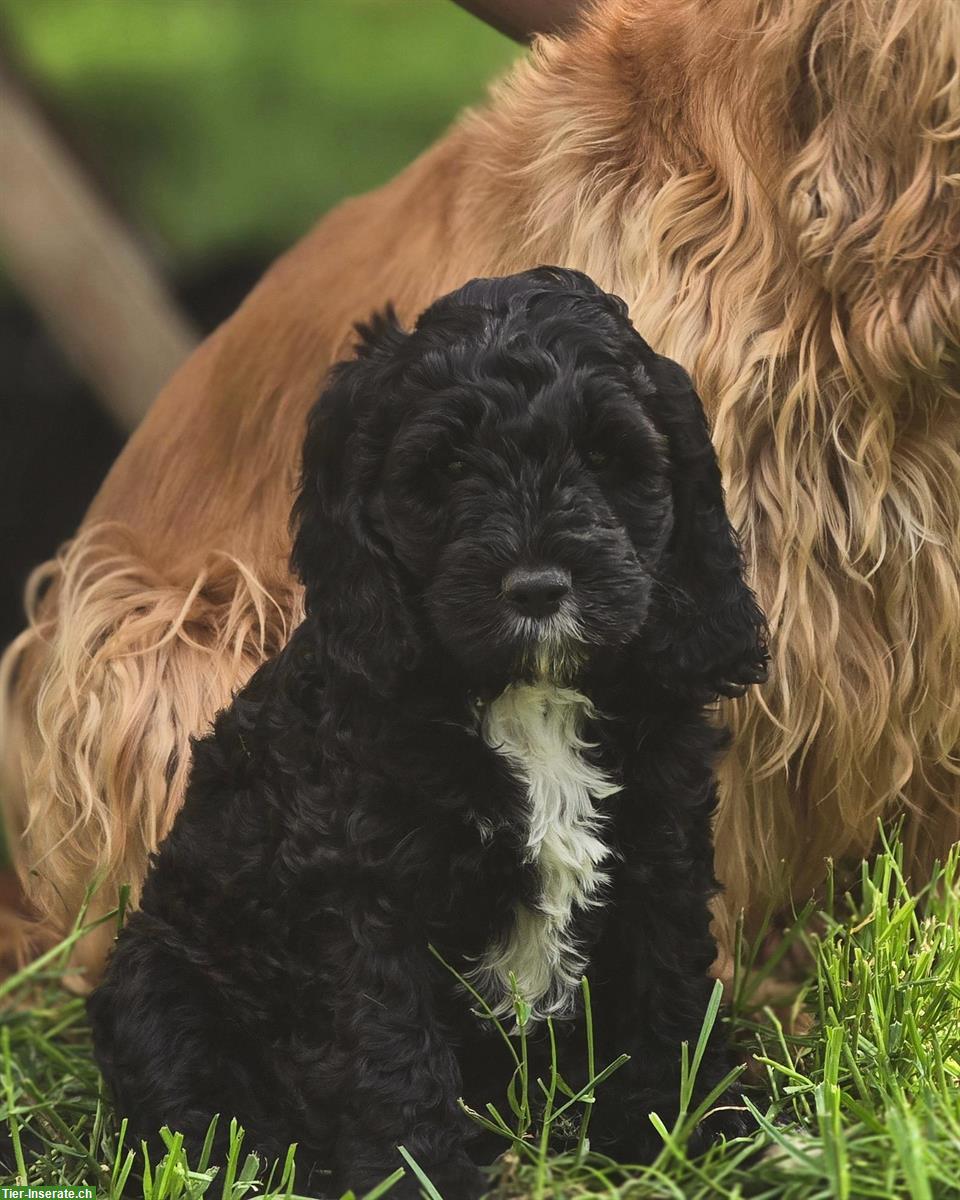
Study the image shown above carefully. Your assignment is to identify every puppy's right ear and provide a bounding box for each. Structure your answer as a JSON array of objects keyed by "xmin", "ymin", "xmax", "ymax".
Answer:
[
  {"xmin": 291, "ymin": 310, "xmax": 420, "ymax": 692},
  {"xmin": 639, "ymin": 353, "xmax": 768, "ymax": 700}
]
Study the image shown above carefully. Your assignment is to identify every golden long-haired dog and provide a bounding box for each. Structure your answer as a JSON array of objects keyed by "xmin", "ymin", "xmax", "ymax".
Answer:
[{"xmin": 3, "ymin": 0, "xmax": 959, "ymax": 980}]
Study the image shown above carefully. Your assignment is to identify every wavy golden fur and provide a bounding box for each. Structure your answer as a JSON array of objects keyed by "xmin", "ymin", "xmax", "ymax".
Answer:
[{"xmin": 3, "ymin": 0, "xmax": 959, "ymax": 979}]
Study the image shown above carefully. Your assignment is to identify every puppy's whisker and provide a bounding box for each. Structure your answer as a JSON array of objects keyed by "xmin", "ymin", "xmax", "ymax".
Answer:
[{"xmin": 505, "ymin": 601, "xmax": 587, "ymax": 683}]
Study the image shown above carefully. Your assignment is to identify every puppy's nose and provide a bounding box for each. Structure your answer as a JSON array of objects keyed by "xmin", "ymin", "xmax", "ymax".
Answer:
[{"xmin": 502, "ymin": 567, "xmax": 572, "ymax": 617}]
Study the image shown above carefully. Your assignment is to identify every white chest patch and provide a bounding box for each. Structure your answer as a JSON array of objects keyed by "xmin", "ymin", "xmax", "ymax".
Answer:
[{"xmin": 471, "ymin": 682, "xmax": 620, "ymax": 1019}]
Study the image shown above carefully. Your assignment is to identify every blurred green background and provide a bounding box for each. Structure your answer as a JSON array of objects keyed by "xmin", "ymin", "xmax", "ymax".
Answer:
[{"xmin": 2, "ymin": 0, "xmax": 519, "ymax": 271}]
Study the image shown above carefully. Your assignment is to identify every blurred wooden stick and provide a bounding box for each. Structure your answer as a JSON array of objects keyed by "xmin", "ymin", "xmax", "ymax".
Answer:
[
  {"xmin": 0, "ymin": 54, "xmax": 197, "ymax": 432},
  {"xmin": 452, "ymin": 0, "xmax": 589, "ymax": 42}
]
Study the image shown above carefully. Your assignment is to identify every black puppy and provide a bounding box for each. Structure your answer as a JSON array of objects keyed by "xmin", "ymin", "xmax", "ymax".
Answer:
[{"xmin": 88, "ymin": 267, "xmax": 767, "ymax": 1198}]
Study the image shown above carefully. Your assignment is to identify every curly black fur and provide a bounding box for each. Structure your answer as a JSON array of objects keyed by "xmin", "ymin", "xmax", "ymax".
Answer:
[{"xmin": 87, "ymin": 267, "xmax": 768, "ymax": 1198}]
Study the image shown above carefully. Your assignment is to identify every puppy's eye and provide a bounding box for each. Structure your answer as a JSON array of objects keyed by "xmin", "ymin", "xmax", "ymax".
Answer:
[
  {"xmin": 586, "ymin": 449, "xmax": 609, "ymax": 470},
  {"xmin": 442, "ymin": 459, "xmax": 467, "ymax": 477}
]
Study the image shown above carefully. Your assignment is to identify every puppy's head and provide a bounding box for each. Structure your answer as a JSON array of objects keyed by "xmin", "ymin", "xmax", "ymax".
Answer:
[{"xmin": 293, "ymin": 268, "xmax": 767, "ymax": 699}]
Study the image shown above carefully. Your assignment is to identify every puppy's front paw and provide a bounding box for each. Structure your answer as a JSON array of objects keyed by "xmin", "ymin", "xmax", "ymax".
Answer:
[
  {"xmin": 420, "ymin": 1157, "xmax": 486, "ymax": 1199},
  {"xmin": 384, "ymin": 1156, "xmax": 485, "ymax": 1200},
  {"xmin": 687, "ymin": 1090, "xmax": 758, "ymax": 1156}
]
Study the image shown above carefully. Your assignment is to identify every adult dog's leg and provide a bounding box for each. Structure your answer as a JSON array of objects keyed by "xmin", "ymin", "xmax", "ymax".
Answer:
[{"xmin": 0, "ymin": 525, "xmax": 300, "ymax": 982}]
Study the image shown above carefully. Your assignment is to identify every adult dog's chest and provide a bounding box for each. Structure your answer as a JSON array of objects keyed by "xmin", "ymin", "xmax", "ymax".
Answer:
[{"xmin": 471, "ymin": 682, "xmax": 620, "ymax": 1019}]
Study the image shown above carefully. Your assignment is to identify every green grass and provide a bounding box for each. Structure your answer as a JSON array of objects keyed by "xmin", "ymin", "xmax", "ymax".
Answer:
[
  {"xmin": 4, "ymin": 830, "xmax": 960, "ymax": 1199},
  {"xmin": 2, "ymin": 0, "xmax": 519, "ymax": 270}
]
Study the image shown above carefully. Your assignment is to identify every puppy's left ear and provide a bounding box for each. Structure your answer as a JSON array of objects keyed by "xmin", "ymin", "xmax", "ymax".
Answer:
[
  {"xmin": 291, "ymin": 311, "xmax": 420, "ymax": 693},
  {"xmin": 641, "ymin": 354, "xmax": 768, "ymax": 699}
]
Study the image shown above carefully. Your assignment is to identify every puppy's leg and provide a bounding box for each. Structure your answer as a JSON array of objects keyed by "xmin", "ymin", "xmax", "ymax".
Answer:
[
  {"xmin": 332, "ymin": 939, "xmax": 484, "ymax": 1200},
  {"xmin": 586, "ymin": 783, "xmax": 750, "ymax": 1160},
  {"xmin": 87, "ymin": 934, "xmax": 295, "ymax": 1173}
]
